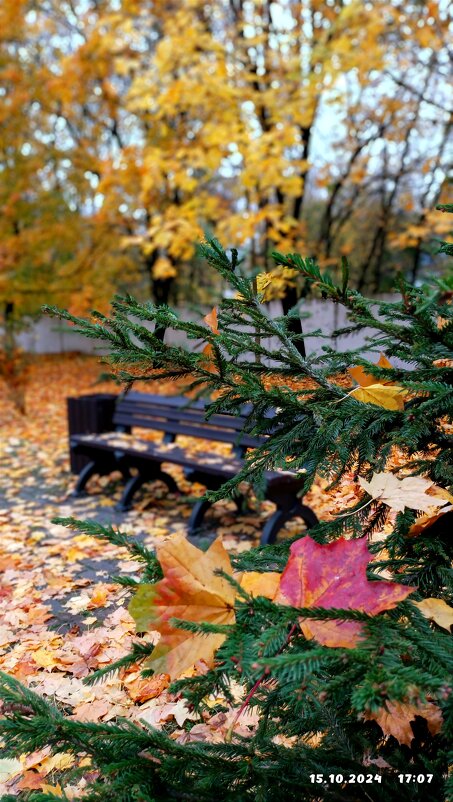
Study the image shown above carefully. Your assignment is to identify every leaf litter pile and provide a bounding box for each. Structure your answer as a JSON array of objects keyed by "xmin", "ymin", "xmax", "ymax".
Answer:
[{"xmin": 0, "ymin": 353, "xmax": 447, "ymax": 796}]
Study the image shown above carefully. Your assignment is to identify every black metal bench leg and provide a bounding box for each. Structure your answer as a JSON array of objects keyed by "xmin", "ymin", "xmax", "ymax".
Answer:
[
  {"xmin": 296, "ymin": 503, "xmax": 319, "ymax": 529},
  {"xmin": 188, "ymin": 499, "xmax": 212, "ymax": 536},
  {"xmin": 260, "ymin": 502, "xmax": 318, "ymax": 546},
  {"xmin": 116, "ymin": 474, "xmax": 146, "ymax": 512},
  {"xmin": 234, "ymin": 494, "xmax": 250, "ymax": 514},
  {"xmin": 160, "ymin": 471, "xmax": 179, "ymax": 494},
  {"xmin": 73, "ymin": 461, "xmax": 97, "ymax": 496}
]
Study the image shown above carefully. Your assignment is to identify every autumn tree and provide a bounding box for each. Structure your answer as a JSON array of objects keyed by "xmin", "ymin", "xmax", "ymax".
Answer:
[
  {"xmin": 94, "ymin": 0, "xmax": 451, "ymax": 341},
  {"xmin": 1, "ymin": 0, "xmax": 451, "ymax": 337},
  {"xmin": 0, "ymin": 0, "xmax": 141, "ymax": 333}
]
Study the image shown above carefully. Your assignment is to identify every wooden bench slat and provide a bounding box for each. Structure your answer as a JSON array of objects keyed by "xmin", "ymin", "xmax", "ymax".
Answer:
[
  {"xmin": 115, "ymin": 401, "xmax": 256, "ymax": 432},
  {"xmin": 112, "ymin": 414, "xmax": 263, "ymax": 447}
]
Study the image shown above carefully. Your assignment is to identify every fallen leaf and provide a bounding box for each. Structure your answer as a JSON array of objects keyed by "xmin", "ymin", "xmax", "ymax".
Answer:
[
  {"xmin": 275, "ymin": 536, "xmax": 414, "ymax": 648},
  {"xmin": 359, "ymin": 472, "xmax": 450, "ymax": 513},
  {"xmin": 348, "ymin": 354, "xmax": 394, "ymax": 388},
  {"xmin": 129, "ymin": 534, "xmax": 236, "ymax": 678},
  {"xmin": 138, "ymin": 697, "xmax": 199, "ymax": 729},
  {"xmin": 0, "ymin": 759, "xmax": 22, "ymax": 783},
  {"xmin": 350, "ymin": 383, "xmax": 406, "ymax": 410},
  {"xmin": 414, "ymin": 598, "xmax": 453, "ymax": 632},
  {"xmin": 200, "ymin": 343, "xmax": 217, "ymax": 374},
  {"xmin": 17, "ymin": 771, "xmax": 48, "ymax": 790},
  {"xmin": 87, "ymin": 585, "xmax": 111, "ymax": 608},
  {"xmin": 40, "ymin": 783, "xmax": 64, "ymax": 797},
  {"xmin": 124, "ymin": 672, "xmax": 170, "ymax": 703},
  {"xmin": 364, "ymin": 699, "xmax": 443, "ymax": 746},
  {"xmin": 203, "ymin": 307, "xmax": 219, "ymax": 335},
  {"xmin": 71, "ymin": 699, "xmax": 111, "ymax": 722},
  {"xmin": 407, "ymin": 507, "xmax": 453, "ymax": 536},
  {"xmin": 38, "ymin": 753, "xmax": 75, "ymax": 775}
]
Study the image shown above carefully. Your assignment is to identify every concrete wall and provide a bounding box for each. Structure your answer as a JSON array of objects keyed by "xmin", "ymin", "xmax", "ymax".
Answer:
[{"xmin": 10, "ymin": 297, "xmax": 398, "ymax": 360}]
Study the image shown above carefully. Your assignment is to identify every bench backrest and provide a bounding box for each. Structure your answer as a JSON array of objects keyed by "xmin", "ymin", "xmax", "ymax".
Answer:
[{"xmin": 112, "ymin": 392, "xmax": 268, "ymax": 452}]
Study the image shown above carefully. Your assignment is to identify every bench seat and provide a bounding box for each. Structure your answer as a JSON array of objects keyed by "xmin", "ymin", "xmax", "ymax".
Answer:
[{"xmin": 68, "ymin": 393, "xmax": 318, "ymax": 545}]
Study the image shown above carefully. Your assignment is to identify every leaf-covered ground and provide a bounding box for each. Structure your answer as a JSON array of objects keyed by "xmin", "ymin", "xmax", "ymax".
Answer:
[{"xmin": 0, "ymin": 354, "xmax": 367, "ymax": 795}]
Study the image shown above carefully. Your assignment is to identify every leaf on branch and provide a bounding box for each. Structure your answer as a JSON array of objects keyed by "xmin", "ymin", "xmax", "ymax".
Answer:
[
  {"xmin": 358, "ymin": 472, "xmax": 451, "ymax": 513},
  {"xmin": 128, "ymin": 534, "xmax": 278, "ymax": 679},
  {"xmin": 414, "ymin": 598, "xmax": 453, "ymax": 632},
  {"xmin": 203, "ymin": 307, "xmax": 219, "ymax": 335},
  {"xmin": 348, "ymin": 354, "xmax": 394, "ymax": 388},
  {"xmin": 349, "ymin": 383, "xmax": 406, "ymax": 410},
  {"xmin": 275, "ymin": 536, "xmax": 414, "ymax": 648},
  {"xmin": 407, "ymin": 506, "xmax": 453, "ymax": 537},
  {"xmin": 129, "ymin": 534, "xmax": 235, "ymax": 679},
  {"xmin": 200, "ymin": 343, "xmax": 217, "ymax": 374},
  {"xmin": 364, "ymin": 698, "xmax": 443, "ymax": 746},
  {"xmin": 238, "ymin": 571, "xmax": 280, "ymax": 599}
]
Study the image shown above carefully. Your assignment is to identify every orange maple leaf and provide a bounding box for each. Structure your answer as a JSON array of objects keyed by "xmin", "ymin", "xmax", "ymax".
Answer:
[
  {"xmin": 348, "ymin": 354, "xmax": 394, "ymax": 388},
  {"xmin": 200, "ymin": 343, "xmax": 217, "ymax": 374},
  {"xmin": 203, "ymin": 307, "xmax": 219, "ymax": 334},
  {"xmin": 128, "ymin": 534, "xmax": 278, "ymax": 679},
  {"xmin": 275, "ymin": 536, "xmax": 415, "ymax": 648},
  {"xmin": 129, "ymin": 535, "xmax": 236, "ymax": 678},
  {"xmin": 364, "ymin": 698, "xmax": 443, "ymax": 746}
]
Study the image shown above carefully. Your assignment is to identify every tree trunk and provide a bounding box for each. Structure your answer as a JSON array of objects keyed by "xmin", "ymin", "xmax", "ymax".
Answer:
[
  {"xmin": 146, "ymin": 251, "xmax": 174, "ymax": 343},
  {"xmin": 281, "ymin": 285, "xmax": 306, "ymax": 358},
  {"xmin": 151, "ymin": 276, "xmax": 173, "ymax": 343}
]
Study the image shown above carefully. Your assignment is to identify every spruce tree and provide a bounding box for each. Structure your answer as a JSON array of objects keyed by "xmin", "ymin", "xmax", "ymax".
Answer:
[{"xmin": 0, "ymin": 206, "xmax": 452, "ymax": 802}]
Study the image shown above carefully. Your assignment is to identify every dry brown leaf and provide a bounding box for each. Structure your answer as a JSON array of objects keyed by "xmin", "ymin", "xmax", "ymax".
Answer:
[
  {"xmin": 16, "ymin": 772, "xmax": 48, "ymax": 790},
  {"xmin": 124, "ymin": 672, "xmax": 170, "ymax": 703}
]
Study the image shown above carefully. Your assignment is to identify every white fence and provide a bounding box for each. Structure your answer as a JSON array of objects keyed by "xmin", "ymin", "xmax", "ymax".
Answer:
[{"xmin": 11, "ymin": 297, "xmax": 397, "ymax": 360}]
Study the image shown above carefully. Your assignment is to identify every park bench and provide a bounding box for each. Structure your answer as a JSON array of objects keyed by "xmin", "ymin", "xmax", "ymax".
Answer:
[{"xmin": 68, "ymin": 392, "xmax": 318, "ymax": 545}]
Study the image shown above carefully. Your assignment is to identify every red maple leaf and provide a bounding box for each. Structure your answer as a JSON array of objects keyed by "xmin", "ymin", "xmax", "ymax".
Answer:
[{"xmin": 275, "ymin": 536, "xmax": 415, "ymax": 648}]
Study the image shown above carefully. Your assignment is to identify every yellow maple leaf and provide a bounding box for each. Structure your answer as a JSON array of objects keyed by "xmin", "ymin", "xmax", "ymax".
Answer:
[
  {"xmin": 39, "ymin": 784, "xmax": 64, "ymax": 798},
  {"xmin": 129, "ymin": 535, "xmax": 235, "ymax": 679},
  {"xmin": 238, "ymin": 571, "xmax": 280, "ymax": 599},
  {"xmin": 32, "ymin": 647, "xmax": 56, "ymax": 668},
  {"xmin": 414, "ymin": 598, "xmax": 453, "ymax": 632},
  {"xmin": 38, "ymin": 753, "xmax": 75, "ymax": 775},
  {"xmin": 350, "ymin": 383, "xmax": 406, "ymax": 410}
]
